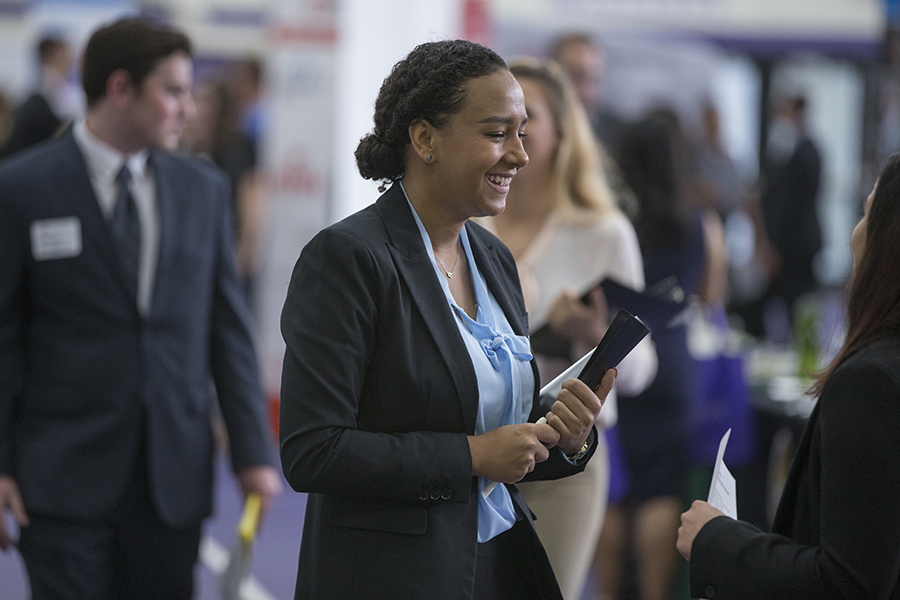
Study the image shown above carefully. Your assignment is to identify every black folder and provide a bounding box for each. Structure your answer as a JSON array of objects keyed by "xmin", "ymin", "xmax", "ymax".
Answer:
[
  {"xmin": 576, "ymin": 308, "xmax": 650, "ymax": 389},
  {"xmin": 534, "ymin": 308, "xmax": 649, "ymax": 416},
  {"xmin": 530, "ymin": 277, "xmax": 686, "ymax": 359},
  {"xmin": 597, "ymin": 277, "xmax": 686, "ymax": 332}
]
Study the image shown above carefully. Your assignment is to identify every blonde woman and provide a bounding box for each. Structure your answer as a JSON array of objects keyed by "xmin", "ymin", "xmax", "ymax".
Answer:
[{"xmin": 482, "ymin": 57, "xmax": 657, "ymax": 600}]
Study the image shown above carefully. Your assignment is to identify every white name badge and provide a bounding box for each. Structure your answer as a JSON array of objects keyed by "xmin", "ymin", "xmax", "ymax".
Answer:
[{"xmin": 30, "ymin": 217, "xmax": 82, "ymax": 261}]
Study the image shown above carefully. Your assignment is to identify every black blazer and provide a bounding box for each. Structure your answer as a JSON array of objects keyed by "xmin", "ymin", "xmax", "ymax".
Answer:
[
  {"xmin": 761, "ymin": 138, "xmax": 822, "ymax": 290},
  {"xmin": 0, "ymin": 92, "xmax": 63, "ymax": 159},
  {"xmin": 279, "ymin": 182, "xmax": 596, "ymax": 600},
  {"xmin": 689, "ymin": 336, "xmax": 900, "ymax": 599},
  {"xmin": 0, "ymin": 128, "xmax": 275, "ymax": 527}
]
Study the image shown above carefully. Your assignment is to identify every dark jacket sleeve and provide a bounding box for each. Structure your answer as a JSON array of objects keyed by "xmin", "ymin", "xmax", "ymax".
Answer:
[
  {"xmin": 206, "ymin": 168, "xmax": 277, "ymax": 471},
  {"xmin": 0, "ymin": 94, "xmax": 62, "ymax": 159},
  {"xmin": 689, "ymin": 356, "xmax": 900, "ymax": 599},
  {"xmin": 0, "ymin": 165, "xmax": 27, "ymax": 475}
]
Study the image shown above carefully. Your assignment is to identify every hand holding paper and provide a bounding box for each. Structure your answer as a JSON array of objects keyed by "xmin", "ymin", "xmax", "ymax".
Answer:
[
  {"xmin": 677, "ymin": 429, "xmax": 738, "ymax": 561},
  {"xmin": 483, "ymin": 310, "xmax": 647, "ymax": 498},
  {"xmin": 544, "ymin": 286, "xmax": 609, "ymax": 345},
  {"xmin": 530, "ymin": 278, "xmax": 685, "ymax": 355},
  {"xmin": 536, "ymin": 309, "xmax": 649, "ymax": 417},
  {"xmin": 543, "ymin": 376, "xmax": 610, "ymax": 456}
]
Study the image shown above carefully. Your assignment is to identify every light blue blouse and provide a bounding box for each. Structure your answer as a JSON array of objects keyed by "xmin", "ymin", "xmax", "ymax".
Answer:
[{"xmin": 402, "ymin": 186, "xmax": 535, "ymax": 543}]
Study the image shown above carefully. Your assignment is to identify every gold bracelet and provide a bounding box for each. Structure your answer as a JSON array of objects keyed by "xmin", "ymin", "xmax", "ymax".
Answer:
[{"xmin": 567, "ymin": 439, "xmax": 591, "ymax": 461}]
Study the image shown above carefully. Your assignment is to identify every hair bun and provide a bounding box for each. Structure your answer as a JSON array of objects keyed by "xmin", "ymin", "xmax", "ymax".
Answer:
[
  {"xmin": 355, "ymin": 132, "xmax": 403, "ymax": 185},
  {"xmin": 355, "ymin": 40, "xmax": 507, "ymax": 190}
]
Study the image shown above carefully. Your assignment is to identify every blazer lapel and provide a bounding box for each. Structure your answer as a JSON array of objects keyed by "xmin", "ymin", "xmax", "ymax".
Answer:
[
  {"xmin": 465, "ymin": 223, "xmax": 527, "ymax": 337},
  {"xmin": 376, "ymin": 184, "xmax": 480, "ymax": 434},
  {"xmin": 52, "ymin": 129, "xmax": 139, "ymax": 307},
  {"xmin": 147, "ymin": 151, "xmax": 174, "ymax": 315},
  {"xmin": 467, "ymin": 222, "xmax": 541, "ymax": 412}
]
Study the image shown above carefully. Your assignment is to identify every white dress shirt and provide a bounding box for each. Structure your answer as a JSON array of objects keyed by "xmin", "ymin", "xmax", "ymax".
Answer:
[{"xmin": 73, "ymin": 119, "xmax": 159, "ymax": 315}]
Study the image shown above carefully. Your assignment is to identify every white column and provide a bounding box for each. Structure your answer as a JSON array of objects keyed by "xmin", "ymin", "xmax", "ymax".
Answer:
[
  {"xmin": 331, "ymin": 0, "xmax": 464, "ymax": 222},
  {"xmin": 255, "ymin": 0, "xmax": 465, "ymax": 394}
]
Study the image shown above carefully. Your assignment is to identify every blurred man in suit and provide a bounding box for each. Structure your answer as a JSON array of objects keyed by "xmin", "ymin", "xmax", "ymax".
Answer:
[
  {"xmin": 0, "ymin": 18, "xmax": 281, "ymax": 600},
  {"xmin": 760, "ymin": 94, "xmax": 822, "ymax": 310},
  {"xmin": 549, "ymin": 33, "xmax": 625, "ymax": 152},
  {"xmin": 737, "ymin": 93, "xmax": 823, "ymax": 338},
  {"xmin": 0, "ymin": 35, "xmax": 79, "ymax": 159}
]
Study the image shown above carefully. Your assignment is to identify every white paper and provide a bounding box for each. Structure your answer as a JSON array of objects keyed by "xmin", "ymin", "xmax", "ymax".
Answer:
[
  {"xmin": 707, "ymin": 428, "xmax": 738, "ymax": 519},
  {"xmin": 535, "ymin": 348, "xmax": 594, "ymax": 413}
]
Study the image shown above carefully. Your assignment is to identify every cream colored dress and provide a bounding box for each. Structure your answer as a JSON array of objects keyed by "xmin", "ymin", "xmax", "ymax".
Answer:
[{"xmin": 484, "ymin": 209, "xmax": 658, "ymax": 600}]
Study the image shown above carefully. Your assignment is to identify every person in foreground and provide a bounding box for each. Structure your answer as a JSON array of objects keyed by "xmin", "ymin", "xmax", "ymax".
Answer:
[
  {"xmin": 0, "ymin": 18, "xmax": 280, "ymax": 599},
  {"xmin": 676, "ymin": 152, "xmax": 900, "ymax": 599},
  {"xmin": 279, "ymin": 40, "xmax": 615, "ymax": 600}
]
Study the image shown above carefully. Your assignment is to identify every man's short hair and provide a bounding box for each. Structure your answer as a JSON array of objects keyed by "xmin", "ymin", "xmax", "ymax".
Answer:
[
  {"xmin": 81, "ymin": 18, "xmax": 192, "ymax": 108},
  {"xmin": 548, "ymin": 33, "xmax": 597, "ymax": 62},
  {"xmin": 37, "ymin": 36, "xmax": 67, "ymax": 65}
]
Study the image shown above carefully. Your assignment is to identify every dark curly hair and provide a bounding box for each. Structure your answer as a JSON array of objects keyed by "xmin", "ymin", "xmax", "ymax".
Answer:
[{"xmin": 355, "ymin": 39, "xmax": 508, "ymax": 191}]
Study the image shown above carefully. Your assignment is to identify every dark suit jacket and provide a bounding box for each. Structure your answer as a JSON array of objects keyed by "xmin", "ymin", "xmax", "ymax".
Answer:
[
  {"xmin": 0, "ymin": 92, "xmax": 63, "ymax": 160},
  {"xmin": 761, "ymin": 138, "xmax": 822, "ymax": 299},
  {"xmin": 0, "ymin": 127, "xmax": 275, "ymax": 528},
  {"xmin": 279, "ymin": 182, "xmax": 597, "ymax": 600},
  {"xmin": 689, "ymin": 337, "xmax": 900, "ymax": 599}
]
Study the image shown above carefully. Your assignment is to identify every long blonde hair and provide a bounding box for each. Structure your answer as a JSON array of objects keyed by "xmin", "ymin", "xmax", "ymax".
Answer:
[{"xmin": 509, "ymin": 56, "xmax": 617, "ymax": 220}]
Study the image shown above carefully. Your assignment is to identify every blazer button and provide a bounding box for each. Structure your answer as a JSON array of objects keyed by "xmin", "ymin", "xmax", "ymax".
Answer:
[
  {"xmin": 440, "ymin": 487, "xmax": 452, "ymax": 500},
  {"xmin": 704, "ymin": 585, "xmax": 716, "ymax": 598},
  {"xmin": 430, "ymin": 488, "xmax": 441, "ymax": 501},
  {"xmin": 418, "ymin": 487, "xmax": 430, "ymax": 501}
]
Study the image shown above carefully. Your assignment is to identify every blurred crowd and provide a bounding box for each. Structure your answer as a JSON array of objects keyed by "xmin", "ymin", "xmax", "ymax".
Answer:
[
  {"xmin": 528, "ymin": 34, "xmax": 828, "ymax": 600},
  {"xmin": 0, "ymin": 32, "xmax": 831, "ymax": 348},
  {"xmin": 0, "ymin": 25, "xmax": 855, "ymax": 600},
  {"xmin": 0, "ymin": 40, "xmax": 268, "ymax": 313},
  {"xmin": 179, "ymin": 57, "xmax": 268, "ymax": 310}
]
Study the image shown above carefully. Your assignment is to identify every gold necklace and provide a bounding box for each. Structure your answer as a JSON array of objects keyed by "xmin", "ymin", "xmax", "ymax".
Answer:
[{"xmin": 435, "ymin": 238, "xmax": 461, "ymax": 279}]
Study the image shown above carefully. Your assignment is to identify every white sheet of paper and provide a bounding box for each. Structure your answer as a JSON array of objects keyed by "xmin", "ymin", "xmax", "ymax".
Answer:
[
  {"xmin": 707, "ymin": 428, "xmax": 738, "ymax": 519},
  {"xmin": 535, "ymin": 349, "xmax": 594, "ymax": 411}
]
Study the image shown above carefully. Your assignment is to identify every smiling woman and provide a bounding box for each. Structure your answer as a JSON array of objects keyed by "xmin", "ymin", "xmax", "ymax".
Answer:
[
  {"xmin": 278, "ymin": 40, "xmax": 616, "ymax": 600},
  {"xmin": 405, "ymin": 70, "xmax": 527, "ymax": 229}
]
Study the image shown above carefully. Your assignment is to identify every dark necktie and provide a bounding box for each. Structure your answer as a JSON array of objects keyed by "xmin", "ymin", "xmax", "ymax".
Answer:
[{"xmin": 112, "ymin": 164, "xmax": 141, "ymax": 297}]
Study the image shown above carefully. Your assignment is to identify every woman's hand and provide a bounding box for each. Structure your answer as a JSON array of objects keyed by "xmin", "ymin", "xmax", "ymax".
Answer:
[
  {"xmin": 544, "ymin": 368, "xmax": 615, "ymax": 456},
  {"xmin": 547, "ymin": 287, "xmax": 609, "ymax": 346},
  {"xmin": 468, "ymin": 422, "xmax": 561, "ymax": 483},
  {"xmin": 677, "ymin": 500, "xmax": 725, "ymax": 561}
]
